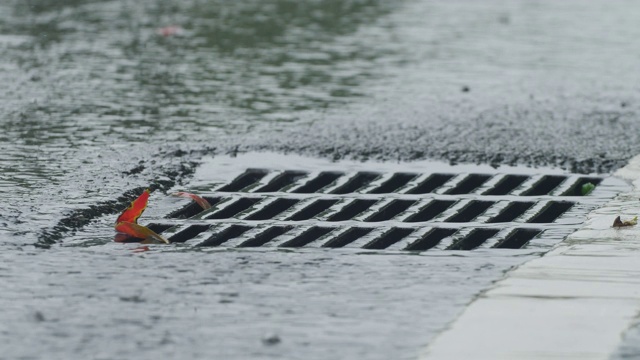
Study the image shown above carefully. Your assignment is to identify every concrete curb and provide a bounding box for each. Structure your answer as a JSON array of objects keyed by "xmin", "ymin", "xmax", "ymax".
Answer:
[{"xmin": 421, "ymin": 155, "xmax": 640, "ymax": 360}]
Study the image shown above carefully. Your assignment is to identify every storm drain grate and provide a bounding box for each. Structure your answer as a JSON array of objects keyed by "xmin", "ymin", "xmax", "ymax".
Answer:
[{"xmin": 143, "ymin": 168, "xmax": 623, "ymax": 252}]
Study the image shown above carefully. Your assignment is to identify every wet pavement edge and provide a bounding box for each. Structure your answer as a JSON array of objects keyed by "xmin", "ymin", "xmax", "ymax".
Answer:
[{"xmin": 421, "ymin": 154, "xmax": 640, "ymax": 360}]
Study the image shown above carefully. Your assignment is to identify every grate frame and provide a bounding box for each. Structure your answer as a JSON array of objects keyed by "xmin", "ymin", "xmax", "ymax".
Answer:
[{"xmin": 139, "ymin": 160, "xmax": 626, "ymax": 252}]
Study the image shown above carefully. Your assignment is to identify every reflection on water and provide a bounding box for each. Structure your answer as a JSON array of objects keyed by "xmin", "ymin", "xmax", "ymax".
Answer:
[{"xmin": 0, "ymin": 0, "xmax": 402, "ymax": 239}]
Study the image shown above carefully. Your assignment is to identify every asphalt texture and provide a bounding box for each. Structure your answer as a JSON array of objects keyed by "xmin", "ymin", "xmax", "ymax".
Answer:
[{"xmin": 2, "ymin": 0, "xmax": 640, "ymax": 359}]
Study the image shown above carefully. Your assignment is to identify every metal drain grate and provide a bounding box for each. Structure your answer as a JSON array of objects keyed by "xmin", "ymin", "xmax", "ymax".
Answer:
[{"xmin": 144, "ymin": 168, "xmax": 622, "ymax": 252}]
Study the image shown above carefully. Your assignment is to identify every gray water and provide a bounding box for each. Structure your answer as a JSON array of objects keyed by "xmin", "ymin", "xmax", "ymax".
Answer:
[
  {"xmin": 1, "ymin": 246, "xmax": 538, "ymax": 360},
  {"xmin": 2, "ymin": 1, "xmax": 640, "ymax": 359}
]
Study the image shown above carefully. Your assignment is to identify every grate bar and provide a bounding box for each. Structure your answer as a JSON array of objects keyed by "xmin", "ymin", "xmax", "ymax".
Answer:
[
  {"xmin": 448, "ymin": 228, "xmax": 500, "ymax": 250},
  {"xmin": 330, "ymin": 172, "xmax": 381, "ymax": 194},
  {"xmin": 206, "ymin": 197, "xmax": 261, "ymax": 219},
  {"xmin": 237, "ymin": 226, "xmax": 293, "ymax": 247},
  {"xmin": 477, "ymin": 228, "xmax": 513, "ymax": 249},
  {"xmin": 487, "ymin": 201, "xmax": 535, "ymax": 223},
  {"xmin": 445, "ymin": 200, "xmax": 495, "ymax": 223},
  {"xmin": 321, "ymin": 227, "xmax": 374, "ymax": 248},
  {"xmin": 363, "ymin": 227, "xmax": 414, "ymax": 250},
  {"xmin": 527, "ymin": 201, "xmax": 574, "ymax": 223},
  {"xmin": 364, "ymin": 199, "xmax": 416, "ymax": 222},
  {"xmin": 217, "ymin": 169, "xmax": 269, "ymax": 192},
  {"xmin": 146, "ymin": 218, "xmax": 584, "ymax": 232},
  {"xmin": 253, "ymin": 171, "xmax": 308, "ymax": 193},
  {"xmin": 286, "ymin": 199, "xmax": 340, "ymax": 221},
  {"xmin": 278, "ymin": 226, "xmax": 335, "ymax": 248},
  {"xmin": 326, "ymin": 199, "xmax": 378, "ymax": 222},
  {"xmin": 244, "ymin": 198, "xmax": 300, "ymax": 220},
  {"xmin": 291, "ymin": 171, "xmax": 343, "ymax": 193},
  {"xmin": 197, "ymin": 225, "xmax": 253, "ymax": 247},
  {"xmin": 522, "ymin": 175, "xmax": 566, "ymax": 196},
  {"xmin": 494, "ymin": 228, "xmax": 542, "ymax": 249},
  {"xmin": 483, "ymin": 175, "xmax": 530, "ymax": 195},
  {"xmin": 445, "ymin": 174, "xmax": 492, "ymax": 195},
  {"xmin": 405, "ymin": 228, "xmax": 457, "ymax": 251},
  {"xmin": 406, "ymin": 174, "xmax": 454, "ymax": 194},
  {"xmin": 403, "ymin": 199, "xmax": 456, "ymax": 223},
  {"xmin": 262, "ymin": 225, "xmax": 308, "ymax": 247},
  {"xmin": 368, "ymin": 173, "xmax": 418, "ymax": 194},
  {"xmin": 169, "ymin": 225, "xmax": 211, "ymax": 243}
]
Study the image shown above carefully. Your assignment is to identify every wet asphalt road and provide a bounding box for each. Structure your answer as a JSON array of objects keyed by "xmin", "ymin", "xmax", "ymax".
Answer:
[{"xmin": 2, "ymin": 0, "xmax": 640, "ymax": 359}]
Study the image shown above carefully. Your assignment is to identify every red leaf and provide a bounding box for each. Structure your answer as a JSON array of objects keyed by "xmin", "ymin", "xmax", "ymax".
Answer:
[
  {"xmin": 115, "ymin": 221, "xmax": 169, "ymax": 244},
  {"xmin": 172, "ymin": 191, "xmax": 212, "ymax": 210},
  {"xmin": 116, "ymin": 189, "xmax": 150, "ymax": 225}
]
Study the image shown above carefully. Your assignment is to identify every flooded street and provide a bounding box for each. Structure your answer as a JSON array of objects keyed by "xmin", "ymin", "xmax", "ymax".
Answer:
[
  {"xmin": 2, "ymin": 0, "xmax": 640, "ymax": 359},
  {"xmin": 1, "ymin": 246, "xmax": 537, "ymax": 360},
  {"xmin": 0, "ymin": 0, "xmax": 404, "ymax": 245}
]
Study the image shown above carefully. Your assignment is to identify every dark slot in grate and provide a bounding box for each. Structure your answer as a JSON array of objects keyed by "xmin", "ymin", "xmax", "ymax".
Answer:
[
  {"xmin": 405, "ymin": 200, "xmax": 456, "ymax": 222},
  {"xmin": 522, "ymin": 175, "xmax": 566, "ymax": 196},
  {"xmin": 327, "ymin": 199, "xmax": 378, "ymax": 222},
  {"xmin": 446, "ymin": 174, "xmax": 492, "ymax": 195},
  {"xmin": 331, "ymin": 172, "xmax": 380, "ymax": 194},
  {"xmin": 562, "ymin": 177, "xmax": 602, "ymax": 196},
  {"xmin": 405, "ymin": 228, "xmax": 457, "ymax": 251},
  {"xmin": 368, "ymin": 173, "xmax": 418, "ymax": 194},
  {"xmin": 217, "ymin": 169, "xmax": 269, "ymax": 192},
  {"xmin": 406, "ymin": 174, "xmax": 454, "ymax": 194},
  {"xmin": 404, "ymin": 200, "xmax": 456, "ymax": 223},
  {"xmin": 166, "ymin": 197, "xmax": 220, "ymax": 219},
  {"xmin": 145, "ymin": 223, "xmax": 173, "ymax": 234},
  {"xmin": 322, "ymin": 227, "xmax": 373, "ymax": 248},
  {"xmin": 365, "ymin": 200, "xmax": 416, "ymax": 222},
  {"xmin": 448, "ymin": 229, "xmax": 500, "ymax": 250},
  {"xmin": 198, "ymin": 225, "xmax": 252, "ymax": 247},
  {"xmin": 363, "ymin": 228, "xmax": 414, "ymax": 250},
  {"xmin": 528, "ymin": 202, "xmax": 573, "ymax": 223},
  {"xmin": 245, "ymin": 198, "xmax": 300, "ymax": 220},
  {"xmin": 254, "ymin": 171, "xmax": 308, "ymax": 192},
  {"xmin": 445, "ymin": 201, "xmax": 494, "ymax": 223},
  {"xmin": 206, "ymin": 198, "xmax": 261, "ymax": 219},
  {"xmin": 483, "ymin": 175, "xmax": 529, "ymax": 195},
  {"xmin": 286, "ymin": 199, "xmax": 340, "ymax": 221},
  {"xmin": 495, "ymin": 228, "xmax": 542, "ymax": 249},
  {"xmin": 169, "ymin": 225, "xmax": 211, "ymax": 243},
  {"xmin": 279, "ymin": 227, "xmax": 335, "ymax": 247},
  {"xmin": 487, "ymin": 202, "xmax": 535, "ymax": 223},
  {"xmin": 238, "ymin": 226, "xmax": 293, "ymax": 247},
  {"xmin": 292, "ymin": 172, "xmax": 343, "ymax": 193}
]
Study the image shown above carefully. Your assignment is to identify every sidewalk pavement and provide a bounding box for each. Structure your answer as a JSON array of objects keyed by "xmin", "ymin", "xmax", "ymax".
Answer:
[{"xmin": 422, "ymin": 155, "xmax": 640, "ymax": 360}]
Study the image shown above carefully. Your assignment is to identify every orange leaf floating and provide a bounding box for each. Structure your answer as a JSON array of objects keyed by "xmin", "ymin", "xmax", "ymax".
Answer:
[
  {"xmin": 115, "ymin": 221, "xmax": 169, "ymax": 244},
  {"xmin": 172, "ymin": 191, "xmax": 212, "ymax": 210},
  {"xmin": 114, "ymin": 189, "xmax": 169, "ymax": 244},
  {"xmin": 116, "ymin": 189, "xmax": 150, "ymax": 224}
]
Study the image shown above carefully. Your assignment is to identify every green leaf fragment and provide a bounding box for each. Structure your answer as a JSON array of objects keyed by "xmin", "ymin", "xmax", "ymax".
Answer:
[{"xmin": 581, "ymin": 182, "xmax": 595, "ymax": 196}]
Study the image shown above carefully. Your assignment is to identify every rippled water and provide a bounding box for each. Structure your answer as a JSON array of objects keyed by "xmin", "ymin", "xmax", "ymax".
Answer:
[
  {"xmin": 0, "ymin": 0, "xmax": 402, "ymax": 243},
  {"xmin": 0, "ymin": 245, "xmax": 538, "ymax": 360}
]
